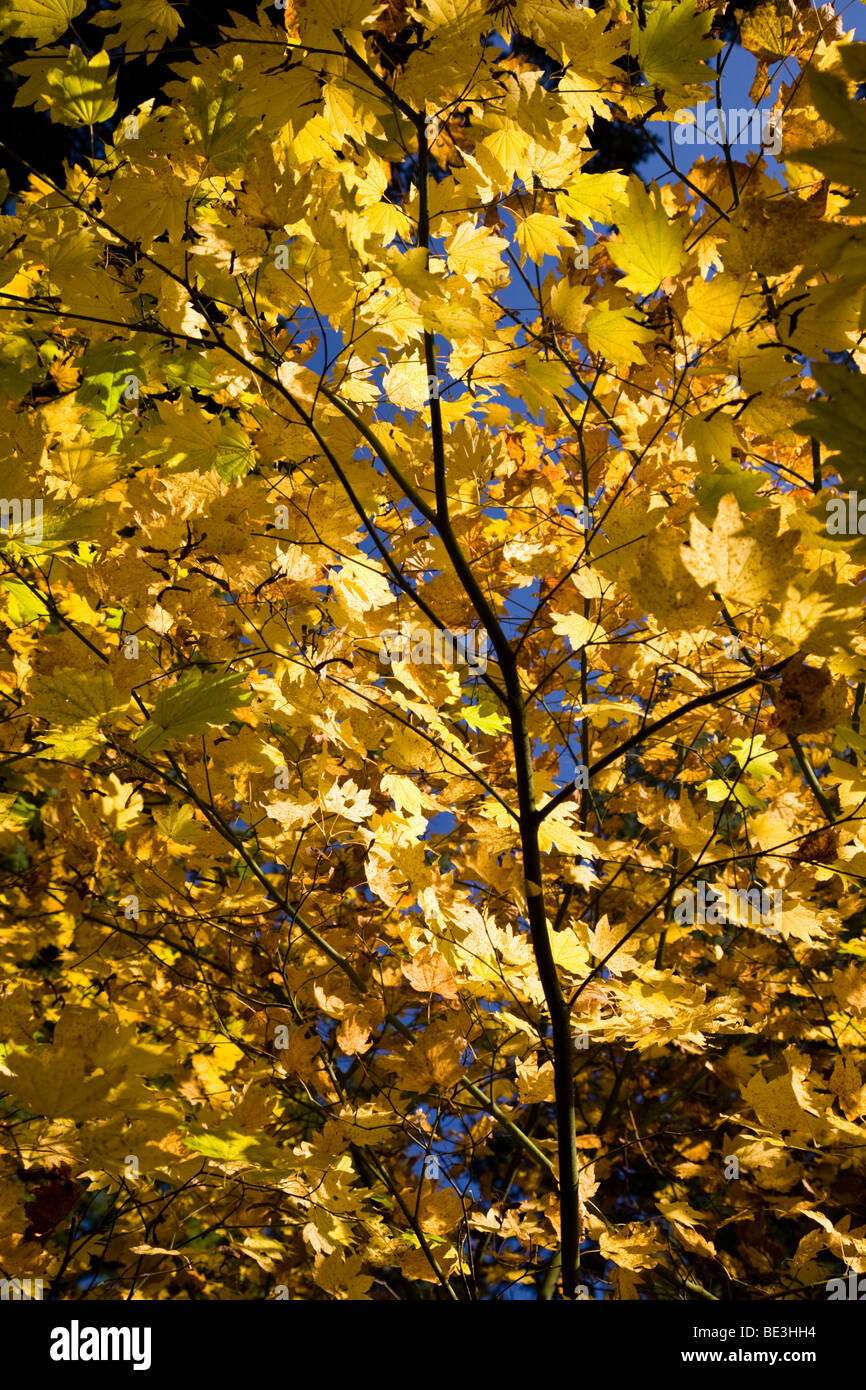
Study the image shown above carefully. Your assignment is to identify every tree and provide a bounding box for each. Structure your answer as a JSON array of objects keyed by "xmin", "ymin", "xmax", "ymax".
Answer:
[{"xmin": 0, "ymin": 0, "xmax": 865, "ymax": 1302}]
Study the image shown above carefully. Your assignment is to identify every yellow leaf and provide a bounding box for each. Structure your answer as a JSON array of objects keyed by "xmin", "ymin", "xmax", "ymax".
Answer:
[
  {"xmin": 90, "ymin": 0, "xmax": 180, "ymax": 58},
  {"xmin": 549, "ymin": 279, "xmax": 590, "ymax": 334},
  {"xmin": 681, "ymin": 494, "xmax": 796, "ymax": 606},
  {"xmin": 608, "ymin": 179, "xmax": 687, "ymax": 295},
  {"xmin": 402, "ymin": 946, "xmax": 460, "ymax": 1001},
  {"xmin": 515, "ymin": 1053, "xmax": 556, "ymax": 1102},
  {"xmin": 45, "ymin": 47, "xmax": 117, "ymax": 126},
  {"xmin": 152, "ymin": 802, "xmax": 205, "ymax": 848},
  {"xmin": 657, "ymin": 1199, "xmax": 706, "ymax": 1228},
  {"xmin": 382, "ymin": 357, "xmax": 429, "ymax": 410},
  {"xmin": 0, "ymin": 0, "xmax": 85, "ymax": 47},
  {"xmin": 482, "ymin": 122, "xmax": 529, "ymax": 179},
  {"xmin": 683, "ymin": 274, "xmax": 760, "ymax": 343},
  {"xmin": 515, "ymin": 213, "xmax": 575, "ymax": 266},
  {"xmin": 600, "ymin": 1221, "xmax": 666, "ymax": 1271},
  {"xmin": 445, "ymin": 221, "xmax": 508, "ymax": 281},
  {"xmin": 585, "ymin": 302, "xmax": 654, "ymax": 365},
  {"xmin": 99, "ymin": 774, "xmax": 143, "ymax": 833},
  {"xmin": 362, "ymin": 200, "xmax": 411, "ymax": 243},
  {"xmin": 551, "ymin": 929, "xmax": 589, "ymax": 975},
  {"xmin": 632, "ymin": 0, "xmax": 722, "ymax": 100},
  {"xmin": 297, "ymin": 0, "xmax": 385, "ymax": 52},
  {"xmin": 336, "ymin": 1015, "xmax": 373, "ymax": 1055},
  {"xmin": 551, "ymin": 611, "xmax": 596, "ymax": 650},
  {"xmin": 329, "ymin": 558, "xmax": 393, "ymax": 613},
  {"xmin": 556, "ymin": 172, "xmax": 629, "ymax": 227},
  {"xmin": 29, "ymin": 667, "xmax": 128, "ymax": 733}
]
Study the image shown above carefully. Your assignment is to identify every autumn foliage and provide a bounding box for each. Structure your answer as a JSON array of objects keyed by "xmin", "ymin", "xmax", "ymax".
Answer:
[{"xmin": 1, "ymin": 0, "xmax": 866, "ymax": 1302}]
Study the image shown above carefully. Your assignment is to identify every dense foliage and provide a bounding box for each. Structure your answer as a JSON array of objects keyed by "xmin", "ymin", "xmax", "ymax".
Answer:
[{"xmin": 1, "ymin": 0, "xmax": 866, "ymax": 1301}]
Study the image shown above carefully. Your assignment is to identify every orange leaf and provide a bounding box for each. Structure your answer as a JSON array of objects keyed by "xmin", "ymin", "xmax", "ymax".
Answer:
[{"xmin": 402, "ymin": 946, "xmax": 459, "ymax": 1001}]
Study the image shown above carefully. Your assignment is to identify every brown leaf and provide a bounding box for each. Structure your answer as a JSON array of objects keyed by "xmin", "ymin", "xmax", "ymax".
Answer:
[
  {"xmin": 791, "ymin": 825, "xmax": 838, "ymax": 864},
  {"xmin": 336, "ymin": 1015, "xmax": 373, "ymax": 1056},
  {"xmin": 768, "ymin": 655, "xmax": 846, "ymax": 736},
  {"xmin": 402, "ymin": 946, "xmax": 459, "ymax": 1001},
  {"xmin": 23, "ymin": 1168, "xmax": 81, "ymax": 1241}
]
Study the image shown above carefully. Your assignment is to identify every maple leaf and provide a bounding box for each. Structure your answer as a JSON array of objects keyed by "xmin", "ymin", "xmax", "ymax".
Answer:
[
  {"xmin": 134, "ymin": 668, "xmax": 251, "ymax": 753},
  {"xmin": 186, "ymin": 68, "xmax": 259, "ymax": 170},
  {"xmin": 29, "ymin": 668, "xmax": 129, "ymax": 755},
  {"xmin": 0, "ymin": 0, "xmax": 86, "ymax": 47},
  {"xmin": 769, "ymin": 655, "xmax": 848, "ymax": 736},
  {"xmin": 608, "ymin": 180, "xmax": 687, "ymax": 296},
  {"xmin": 445, "ymin": 221, "xmax": 508, "ymax": 282},
  {"xmin": 584, "ymin": 302, "xmax": 654, "ymax": 365},
  {"xmin": 459, "ymin": 700, "xmax": 509, "ymax": 736},
  {"xmin": 515, "ymin": 212, "xmax": 575, "ymax": 266},
  {"xmin": 632, "ymin": 0, "xmax": 722, "ymax": 101},
  {"xmin": 551, "ymin": 611, "xmax": 596, "ymax": 651},
  {"xmin": 44, "ymin": 47, "xmax": 117, "ymax": 126},
  {"xmin": 313, "ymin": 1251, "xmax": 373, "ymax": 1301},
  {"xmin": 90, "ymin": 0, "xmax": 181, "ymax": 58},
  {"xmin": 402, "ymin": 945, "xmax": 459, "ymax": 1001},
  {"xmin": 681, "ymin": 493, "xmax": 796, "ymax": 606},
  {"xmin": 336, "ymin": 1015, "xmax": 373, "ymax": 1054}
]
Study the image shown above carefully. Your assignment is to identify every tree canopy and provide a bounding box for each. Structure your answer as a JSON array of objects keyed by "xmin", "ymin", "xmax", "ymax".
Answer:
[{"xmin": 1, "ymin": 0, "xmax": 866, "ymax": 1302}]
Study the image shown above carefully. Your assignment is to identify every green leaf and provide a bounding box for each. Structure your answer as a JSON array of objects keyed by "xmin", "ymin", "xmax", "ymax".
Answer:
[
  {"xmin": 632, "ymin": 0, "xmax": 722, "ymax": 101},
  {"xmin": 77, "ymin": 342, "xmax": 141, "ymax": 416},
  {"xmin": 694, "ymin": 460, "xmax": 769, "ymax": 516},
  {"xmin": 187, "ymin": 68, "xmax": 259, "ymax": 171},
  {"xmin": 2, "ymin": 577, "xmax": 49, "ymax": 626},
  {"xmin": 215, "ymin": 417, "xmax": 255, "ymax": 482},
  {"xmin": 584, "ymin": 303, "xmax": 653, "ymax": 366},
  {"xmin": 729, "ymin": 735, "xmax": 780, "ymax": 782},
  {"xmin": 182, "ymin": 1129, "xmax": 260, "ymax": 1162},
  {"xmin": 29, "ymin": 667, "xmax": 128, "ymax": 731},
  {"xmin": 0, "ymin": 0, "xmax": 86, "ymax": 48},
  {"xmin": 134, "ymin": 668, "xmax": 251, "ymax": 753},
  {"xmin": 45, "ymin": 46, "xmax": 117, "ymax": 126},
  {"xmin": 460, "ymin": 700, "xmax": 508, "ymax": 736},
  {"xmin": 181, "ymin": 1127, "xmax": 298, "ymax": 1171},
  {"xmin": 162, "ymin": 354, "xmax": 213, "ymax": 393}
]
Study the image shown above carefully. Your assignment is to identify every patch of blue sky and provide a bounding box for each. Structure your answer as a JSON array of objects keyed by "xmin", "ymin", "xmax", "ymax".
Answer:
[
  {"xmin": 477, "ymin": 998, "xmax": 504, "ymax": 1015},
  {"xmin": 275, "ymin": 304, "xmax": 346, "ymax": 383},
  {"xmin": 642, "ymin": 41, "xmax": 790, "ymax": 186},
  {"xmin": 424, "ymin": 809, "xmax": 457, "ymax": 838}
]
